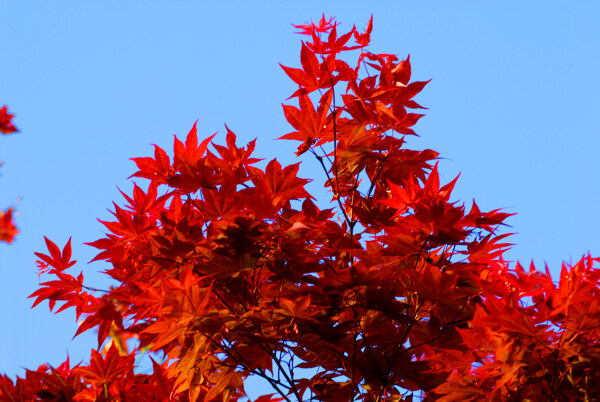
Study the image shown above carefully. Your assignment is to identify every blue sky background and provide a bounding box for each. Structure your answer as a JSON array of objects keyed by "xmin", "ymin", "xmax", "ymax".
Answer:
[{"xmin": 1, "ymin": 1, "xmax": 599, "ymax": 396}]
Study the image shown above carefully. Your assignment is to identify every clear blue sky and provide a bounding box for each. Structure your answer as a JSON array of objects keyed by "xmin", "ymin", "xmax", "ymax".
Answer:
[{"xmin": 1, "ymin": 0, "xmax": 599, "ymax": 392}]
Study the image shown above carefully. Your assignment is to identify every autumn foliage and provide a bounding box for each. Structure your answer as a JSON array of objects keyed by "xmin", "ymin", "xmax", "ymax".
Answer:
[
  {"xmin": 0, "ymin": 105, "xmax": 19, "ymax": 244},
  {"xmin": 3, "ymin": 16, "xmax": 600, "ymax": 401}
]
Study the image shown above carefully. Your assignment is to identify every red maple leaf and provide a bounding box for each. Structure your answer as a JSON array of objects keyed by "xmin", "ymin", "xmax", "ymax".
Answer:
[
  {"xmin": 0, "ymin": 105, "xmax": 18, "ymax": 134},
  {"xmin": 0, "ymin": 207, "xmax": 18, "ymax": 243}
]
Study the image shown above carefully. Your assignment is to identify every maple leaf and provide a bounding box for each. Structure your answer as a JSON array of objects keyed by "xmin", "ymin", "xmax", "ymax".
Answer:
[
  {"xmin": 0, "ymin": 207, "xmax": 18, "ymax": 243},
  {"xmin": 353, "ymin": 15, "xmax": 373, "ymax": 47},
  {"xmin": 201, "ymin": 179, "xmax": 242, "ymax": 219},
  {"xmin": 465, "ymin": 233, "xmax": 513, "ymax": 264},
  {"xmin": 281, "ymin": 92, "xmax": 332, "ymax": 155},
  {"xmin": 130, "ymin": 144, "xmax": 173, "ymax": 183},
  {"xmin": 34, "ymin": 237, "xmax": 77, "ymax": 272},
  {"xmin": 324, "ymin": 24, "xmax": 360, "ymax": 55},
  {"xmin": 462, "ymin": 200, "xmax": 515, "ymax": 232},
  {"xmin": 73, "ymin": 344, "xmax": 134, "ymax": 389},
  {"xmin": 293, "ymin": 14, "xmax": 338, "ymax": 35},
  {"xmin": 75, "ymin": 296, "xmax": 125, "ymax": 348},
  {"xmin": 173, "ymin": 120, "xmax": 215, "ymax": 168},
  {"xmin": 165, "ymin": 122, "xmax": 219, "ymax": 193},
  {"xmin": 211, "ymin": 125, "xmax": 262, "ymax": 178},
  {"xmin": 0, "ymin": 105, "xmax": 18, "ymax": 134},
  {"xmin": 263, "ymin": 159, "xmax": 312, "ymax": 203},
  {"xmin": 118, "ymin": 181, "xmax": 168, "ymax": 216}
]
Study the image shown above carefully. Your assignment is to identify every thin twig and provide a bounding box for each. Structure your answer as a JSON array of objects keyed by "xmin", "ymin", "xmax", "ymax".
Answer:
[{"xmin": 312, "ymin": 150, "xmax": 352, "ymax": 229}]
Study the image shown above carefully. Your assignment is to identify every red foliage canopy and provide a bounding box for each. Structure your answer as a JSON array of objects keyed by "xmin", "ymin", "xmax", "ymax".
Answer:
[{"xmin": 2, "ymin": 16, "xmax": 600, "ymax": 402}]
